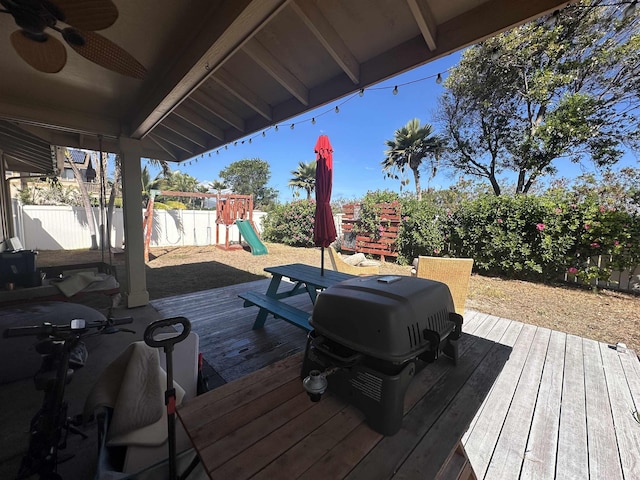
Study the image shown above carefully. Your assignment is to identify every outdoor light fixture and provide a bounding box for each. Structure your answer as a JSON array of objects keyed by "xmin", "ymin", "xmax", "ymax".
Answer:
[
  {"xmin": 312, "ymin": 118, "xmax": 316, "ymax": 125},
  {"xmin": 262, "ymin": 131, "xmax": 266, "ymax": 137},
  {"xmin": 335, "ymin": 106, "xmax": 339, "ymax": 113},
  {"xmin": 436, "ymin": 73, "xmax": 443, "ymax": 84},
  {"xmin": 275, "ymin": 125, "xmax": 279, "ymax": 131},
  {"xmin": 392, "ymin": 86, "xmax": 398, "ymax": 95},
  {"xmin": 85, "ymin": 160, "xmax": 96, "ymax": 182},
  {"xmin": 290, "ymin": 124, "xmax": 295, "ymax": 130},
  {"xmin": 359, "ymin": 88, "xmax": 364, "ymax": 97}
]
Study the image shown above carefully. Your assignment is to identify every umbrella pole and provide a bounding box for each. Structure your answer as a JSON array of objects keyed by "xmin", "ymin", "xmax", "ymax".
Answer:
[{"xmin": 321, "ymin": 246, "xmax": 325, "ymax": 276}]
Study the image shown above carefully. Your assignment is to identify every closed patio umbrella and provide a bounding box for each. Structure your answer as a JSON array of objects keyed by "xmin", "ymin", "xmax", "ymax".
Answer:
[{"xmin": 314, "ymin": 135, "xmax": 337, "ymax": 275}]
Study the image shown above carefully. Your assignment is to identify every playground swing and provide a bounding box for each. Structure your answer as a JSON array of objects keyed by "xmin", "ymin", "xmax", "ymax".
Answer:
[
  {"xmin": 143, "ymin": 192, "xmax": 267, "ymax": 261},
  {"xmin": 215, "ymin": 194, "xmax": 267, "ymax": 255}
]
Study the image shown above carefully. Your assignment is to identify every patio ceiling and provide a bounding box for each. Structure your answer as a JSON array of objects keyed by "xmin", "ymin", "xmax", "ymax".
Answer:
[{"xmin": 0, "ymin": 0, "xmax": 570, "ymax": 174}]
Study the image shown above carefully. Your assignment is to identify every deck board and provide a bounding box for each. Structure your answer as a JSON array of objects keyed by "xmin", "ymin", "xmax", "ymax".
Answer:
[{"xmin": 151, "ymin": 281, "xmax": 640, "ymax": 479}]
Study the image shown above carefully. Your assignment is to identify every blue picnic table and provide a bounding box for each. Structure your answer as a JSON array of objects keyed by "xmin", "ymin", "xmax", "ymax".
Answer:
[{"xmin": 238, "ymin": 263, "xmax": 355, "ymax": 331}]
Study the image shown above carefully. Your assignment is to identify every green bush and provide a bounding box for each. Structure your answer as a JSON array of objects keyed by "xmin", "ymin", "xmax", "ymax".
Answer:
[
  {"xmin": 396, "ymin": 198, "xmax": 449, "ymax": 264},
  {"xmin": 262, "ymin": 200, "xmax": 316, "ymax": 247}
]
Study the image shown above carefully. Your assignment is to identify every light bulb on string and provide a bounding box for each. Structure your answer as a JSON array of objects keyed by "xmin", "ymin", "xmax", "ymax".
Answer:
[
  {"xmin": 290, "ymin": 124, "xmax": 295, "ymax": 130},
  {"xmin": 311, "ymin": 118, "xmax": 316, "ymax": 125},
  {"xmin": 359, "ymin": 88, "xmax": 364, "ymax": 97},
  {"xmin": 216, "ymin": 150, "xmax": 220, "ymax": 155},
  {"xmin": 392, "ymin": 86, "xmax": 398, "ymax": 95},
  {"xmin": 335, "ymin": 106, "xmax": 339, "ymax": 113},
  {"xmin": 545, "ymin": 10, "xmax": 559, "ymax": 28},
  {"xmin": 248, "ymin": 138, "xmax": 252, "ymax": 144},
  {"xmin": 224, "ymin": 145, "xmax": 228, "ymax": 150},
  {"xmin": 624, "ymin": 1, "xmax": 637, "ymax": 19},
  {"xmin": 275, "ymin": 125, "xmax": 279, "ymax": 132},
  {"xmin": 234, "ymin": 141, "xmax": 237, "ymax": 146},
  {"xmin": 436, "ymin": 73, "xmax": 442, "ymax": 84},
  {"xmin": 262, "ymin": 131, "xmax": 266, "ymax": 137}
]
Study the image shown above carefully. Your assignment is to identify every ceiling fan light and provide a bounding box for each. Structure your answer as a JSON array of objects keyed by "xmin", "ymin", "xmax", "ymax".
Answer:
[{"xmin": 61, "ymin": 27, "xmax": 85, "ymax": 47}]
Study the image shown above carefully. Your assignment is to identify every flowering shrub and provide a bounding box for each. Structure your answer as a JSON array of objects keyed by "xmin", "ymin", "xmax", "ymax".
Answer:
[
  {"xmin": 352, "ymin": 190, "xmax": 400, "ymax": 240},
  {"xmin": 396, "ymin": 198, "xmax": 449, "ymax": 264},
  {"xmin": 262, "ymin": 200, "xmax": 316, "ymax": 247}
]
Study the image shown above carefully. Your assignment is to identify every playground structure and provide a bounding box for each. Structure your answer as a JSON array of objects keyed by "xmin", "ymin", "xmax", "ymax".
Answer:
[{"xmin": 142, "ymin": 191, "xmax": 265, "ymax": 261}]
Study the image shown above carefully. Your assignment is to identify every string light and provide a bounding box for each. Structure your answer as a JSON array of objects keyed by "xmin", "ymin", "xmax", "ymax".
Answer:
[
  {"xmin": 207, "ymin": 68, "xmax": 448, "ymax": 151},
  {"xmin": 624, "ymin": 0, "xmax": 637, "ymax": 18}
]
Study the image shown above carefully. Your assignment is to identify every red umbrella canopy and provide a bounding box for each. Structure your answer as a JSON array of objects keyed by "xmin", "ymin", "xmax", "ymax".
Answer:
[{"xmin": 314, "ymin": 135, "xmax": 337, "ymax": 248}]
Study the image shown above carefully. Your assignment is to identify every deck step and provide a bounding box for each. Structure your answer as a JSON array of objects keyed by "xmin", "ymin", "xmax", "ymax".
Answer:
[{"xmin": 238, "ymin": 291, "xmax": 312, "ymax": 331}]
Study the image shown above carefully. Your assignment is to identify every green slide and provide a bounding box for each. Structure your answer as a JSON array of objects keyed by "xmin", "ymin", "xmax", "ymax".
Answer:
[{"xmin": 235, "ymin": 220, "xmax": 268, "ymax": 255}]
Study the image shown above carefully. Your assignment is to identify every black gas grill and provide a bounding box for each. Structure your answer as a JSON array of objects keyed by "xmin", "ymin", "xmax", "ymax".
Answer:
[{"xmin": 301, "ymin": 275, "xmax": 462, "ymax": 435}]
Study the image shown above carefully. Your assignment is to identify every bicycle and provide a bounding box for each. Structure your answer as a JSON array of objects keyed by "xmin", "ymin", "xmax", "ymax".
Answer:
[{"xmin": 3, "ymin": 316, "xmax": 134, "ymax": 480}]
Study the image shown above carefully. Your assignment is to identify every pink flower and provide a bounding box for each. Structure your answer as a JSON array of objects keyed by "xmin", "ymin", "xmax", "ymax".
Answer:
[
  {"xmin": 584, "ymin": 224, "xmax": 590, "ymax": 230},
  {"xmin": 536, "ymin": 223, "xmax": 545, "ymax": 231},
  {"xmin": 433, "ymin": 249, "xmax": 440, "ymax": 254},
  {"xmin": 614, "ymin": 240, "xmax": 620, "ymax": 246},
  {"xmin": 554, "ymin": 208, "xmax": 562, "ymax": 215},
  {"xmin": 497, "ymin": 218, "xmax": 503, "ymax": 224},
  {"xmin": 591, "ymin": 242, "xmax": 600, "ymax": 248},
  {"xmin": 567, "ymin": 267, "xmax": 578, "ymax": 274},
  {"xmin": 599, "ymin": 205, "xmax": 606, "ymax": 213}
]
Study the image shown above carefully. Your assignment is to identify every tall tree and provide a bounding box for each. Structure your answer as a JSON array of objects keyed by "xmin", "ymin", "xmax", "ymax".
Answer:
[
  {"xmin": 219, "ymin": 158, "xmax": 278, "ymax": 208},
  {"xmin": 438, "ymin": 1, "xmax": 640, "ymax": 195},
  {"xmin": 288, "ymin": 160, "xmax": 316, "ymax": 199},
  {"xmin": 382, "ymin": 118, "xmax": 446, "ymax": 200}
]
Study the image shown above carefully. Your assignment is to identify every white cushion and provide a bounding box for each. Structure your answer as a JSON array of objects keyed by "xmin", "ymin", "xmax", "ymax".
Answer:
[{"xmin": 343, "ymin": 253, "xmax": 366, "ymax": 266}]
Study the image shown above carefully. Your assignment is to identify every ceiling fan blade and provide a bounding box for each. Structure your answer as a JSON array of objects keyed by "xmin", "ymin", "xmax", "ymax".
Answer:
[
  {"xmin": 51, "ymin": 0, "xmax": 118, "ymax": 31},
  {"xmin": 10, "ymin": 30, "xmax": 67, "ymax": 73},
  {"xmin": 66, "ymin": 29, "xmax": 146, "ymax": 79}
]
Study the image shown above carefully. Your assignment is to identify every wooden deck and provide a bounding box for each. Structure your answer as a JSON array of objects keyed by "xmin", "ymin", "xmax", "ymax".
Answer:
[{"xmin": 151, "ymin": 280, "xmax": 640, "ymax": 479}]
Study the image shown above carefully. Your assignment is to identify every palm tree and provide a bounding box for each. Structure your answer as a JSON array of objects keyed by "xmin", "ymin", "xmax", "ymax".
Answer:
[
  {"xmin": 141, "ymin": 165, "xmax": 169, "ymax": 207},
  {"xmin": 209, "ymin": 180, "xmax": 227, "ymax": 194},
  {"xmin": 382, "ymin": 119, "xmax": 446, "ymax": 200},
  {"xmin": 288, "ymin": 160, "xmax": 316, "ymax": 199}
]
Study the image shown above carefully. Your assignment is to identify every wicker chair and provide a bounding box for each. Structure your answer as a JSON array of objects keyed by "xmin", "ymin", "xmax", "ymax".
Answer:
[
  {"xmin": 327, "ymin": 246, "xmax": 380, "ymax": 275},
  {"xmin": 412, "ymin": 257, "xmax": 474, "ymax": 315}
]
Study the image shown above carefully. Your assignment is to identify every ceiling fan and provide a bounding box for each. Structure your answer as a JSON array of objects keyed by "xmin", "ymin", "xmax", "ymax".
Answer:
[{"xmin": 0, "ymin": 0, "xmax": 146, "ymax": 78}]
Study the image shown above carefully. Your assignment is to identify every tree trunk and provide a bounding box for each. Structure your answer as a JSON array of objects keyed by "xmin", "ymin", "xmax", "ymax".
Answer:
[
  {"xmin": 68, "ymin": 153, "xmax": 99, "ymax": 249},
  {"xmin": 412, "ymin": 167, "xmax": 422, "ymax": 201}
]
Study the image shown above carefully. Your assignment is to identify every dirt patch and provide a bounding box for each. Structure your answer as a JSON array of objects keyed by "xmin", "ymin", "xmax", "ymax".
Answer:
[{"xmin": 36, "ymin": 244, "xmax": 640, "ymax": 353}]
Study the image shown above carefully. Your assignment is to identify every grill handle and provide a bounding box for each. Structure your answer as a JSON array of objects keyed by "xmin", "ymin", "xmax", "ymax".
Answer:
[{"xmin": 312, "ymin": 335, "xmax": 364, "ymax": 367}]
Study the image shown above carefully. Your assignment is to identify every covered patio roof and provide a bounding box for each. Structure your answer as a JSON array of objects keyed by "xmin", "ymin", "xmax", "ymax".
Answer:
[{"xmin": 1, "ymin": 0, "xmax": 569, "ymax": 171}]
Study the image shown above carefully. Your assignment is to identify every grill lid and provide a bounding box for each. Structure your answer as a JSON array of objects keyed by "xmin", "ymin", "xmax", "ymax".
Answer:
[{"xmin": 310, "ymin": 275, "xmax": 456, "ymax": 363}]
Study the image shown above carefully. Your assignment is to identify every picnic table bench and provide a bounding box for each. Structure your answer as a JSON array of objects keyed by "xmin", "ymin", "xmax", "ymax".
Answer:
[{"xmin": 239, "ymin": 264, "xmax": 353, "ymax": 331}]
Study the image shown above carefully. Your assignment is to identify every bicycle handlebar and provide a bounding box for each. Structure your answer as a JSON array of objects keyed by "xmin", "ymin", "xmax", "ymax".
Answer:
[{"xmin": 2, "ymin": 317, "xmax": 134, "ymax": 339}]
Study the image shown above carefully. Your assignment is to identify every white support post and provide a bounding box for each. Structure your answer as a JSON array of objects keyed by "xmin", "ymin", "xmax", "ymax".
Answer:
[{"xmin": 119, "ymin": 137, "xmax": 149, "ymax": 307}]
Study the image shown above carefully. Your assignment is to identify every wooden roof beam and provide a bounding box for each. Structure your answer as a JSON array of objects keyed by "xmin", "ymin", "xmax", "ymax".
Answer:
[
  {"xmin": 174, "ymin": 104, "xmax": 225, "ymax": 141},
  {"xmin": 152, "ymin": 125, "xmax": 198, "ymax": 155},
  {"xmin": 190, "ymin": 90, "xmax": 246, "ymax": 132},
  {"xmin": 148, "ymin": 134, "xmax": 180, "ymax": 161},
  {"xmin": 406, "ymin": 0, "xmax": 438, "ymax": 51},
  {"xmin": 213, "ymin": 67, "xmax": 273, "ymax": 121},
  {"xmin": 163, "ymin": 115, "xmax": 210, "ymax": 149},
  {"xmin": 290, "ymin": 0, "xmax": 360, "ymax": 84},
  {"xmin": 244, "ymin": 38, "xmax": 309, "ymax": 106}
]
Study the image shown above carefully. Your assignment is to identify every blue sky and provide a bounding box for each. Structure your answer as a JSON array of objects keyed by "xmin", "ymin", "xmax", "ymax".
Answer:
[{"xmin": 144, "ymin": 50, "xmax": 638, "ymax": 202}]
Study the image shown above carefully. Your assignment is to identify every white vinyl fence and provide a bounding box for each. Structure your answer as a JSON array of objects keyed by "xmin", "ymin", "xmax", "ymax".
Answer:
[
  {"xmin": 7, "ymin": 204, "xmax": 639, "ymax": 293},
  {"xmin": 12, "ymin": 204, "xmax": 267, "ymax": 251}
]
